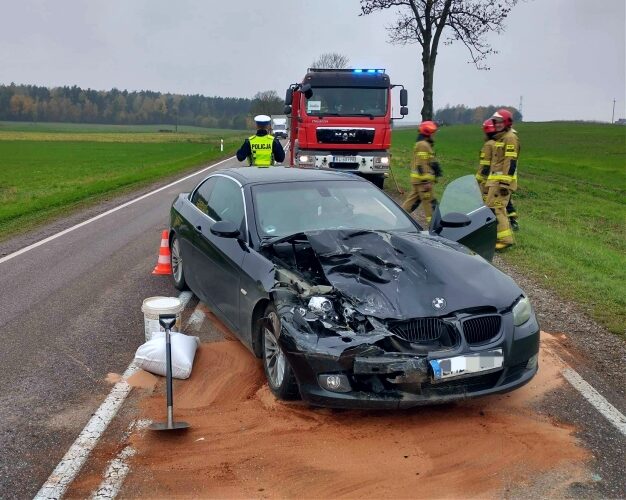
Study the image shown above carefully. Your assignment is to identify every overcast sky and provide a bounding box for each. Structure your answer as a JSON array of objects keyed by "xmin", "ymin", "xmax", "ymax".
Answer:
[{"xmin": 0, "ymin": 0, "xmax": 624, "ymax": 122}]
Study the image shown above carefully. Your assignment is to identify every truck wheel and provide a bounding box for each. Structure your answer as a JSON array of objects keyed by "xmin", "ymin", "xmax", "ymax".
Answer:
[
  {"xmin": 366, "ymin": 175, "xmax": 385, "ymax": 189},
  {"xmin": 262, "ymin": 304, "xmax": 300, "ymax": 400}
]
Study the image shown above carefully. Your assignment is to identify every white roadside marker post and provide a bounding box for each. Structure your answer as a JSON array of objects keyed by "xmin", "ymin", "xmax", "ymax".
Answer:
[{"xmin": 220, "ymin": 139, "xmax": 224, "ymax": 152}]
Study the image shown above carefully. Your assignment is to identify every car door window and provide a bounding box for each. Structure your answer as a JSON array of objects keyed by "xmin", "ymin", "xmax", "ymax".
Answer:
[
  {"xmin": 438, "ymin": 175, "xmax": 485, "ymax": 217},
  {"xmin": 191, "ymin": 177, "xmax": 218, "ymax": 215},
  {"xmin": 206, "ymin": 177, "xmax": 245, "ymax": 229}
]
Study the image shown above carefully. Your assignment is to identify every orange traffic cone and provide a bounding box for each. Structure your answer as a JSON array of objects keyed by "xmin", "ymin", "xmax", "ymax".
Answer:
[{"xmin": 152, "ymin": 230, "xmax": 173, "ymax": 275}]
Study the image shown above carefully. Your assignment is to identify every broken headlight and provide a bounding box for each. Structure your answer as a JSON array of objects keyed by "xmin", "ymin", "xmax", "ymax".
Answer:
[
  {"xmin": 308, "ymin": 296, "xmax": 334, "ymax": 315},
  {"xmin": 512, "ymin": 296, "xmax": 532, "ymax": 326}
]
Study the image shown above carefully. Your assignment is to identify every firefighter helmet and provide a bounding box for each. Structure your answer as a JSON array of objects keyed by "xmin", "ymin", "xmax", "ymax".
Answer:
[
  {"xmin": 482, "ymin": 119, "xmax": 496, "ymax": 134},
  {"xmin": 492, "ymin": 109, "xmax": 513, "ymax": 128},
  {"xmin": 418, "ymin": 120, "xmax": 438, "ymax": 136}
]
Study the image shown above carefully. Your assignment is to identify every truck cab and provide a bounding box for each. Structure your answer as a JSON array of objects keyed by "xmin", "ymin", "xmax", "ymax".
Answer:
[{"xmin": 285, "ymin": 68, "xmax": 407, "ymax": 188}]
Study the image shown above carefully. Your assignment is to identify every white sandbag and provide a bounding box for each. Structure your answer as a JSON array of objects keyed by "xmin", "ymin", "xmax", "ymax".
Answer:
[{"xmin": 134, "ymin": 331, "xmax": 200, "ymax": 380}]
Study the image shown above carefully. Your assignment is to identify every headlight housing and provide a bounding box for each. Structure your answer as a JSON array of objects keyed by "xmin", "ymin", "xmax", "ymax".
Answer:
[
  {"xmin": 298, "ymin": 155, "xmax": 315, "ymax": 167},
  {"xmin": 512, "ymin": 296, "xmax": 532, "ymax": 326},
  {"xmin": 308, "ymin": 296, "xmax": 334, "ymax": 315},
  {"xmin": 373, "ymin": 156, "xmax": 390, "ymax": 169}
]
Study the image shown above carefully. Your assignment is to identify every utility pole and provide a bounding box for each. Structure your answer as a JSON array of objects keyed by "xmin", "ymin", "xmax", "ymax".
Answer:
[
  {"xmin": 518, "ymin": 95, "xmax": 523, "ymax": 118},
  {"xmin": 612, "ymin": 99, "xmax": 616, "ymax": 124}
]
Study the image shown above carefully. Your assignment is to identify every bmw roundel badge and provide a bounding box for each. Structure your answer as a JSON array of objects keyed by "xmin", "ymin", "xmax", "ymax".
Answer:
[{"xmin": 432, "ymin": 297, "xmax": 447, "ymax": 310}]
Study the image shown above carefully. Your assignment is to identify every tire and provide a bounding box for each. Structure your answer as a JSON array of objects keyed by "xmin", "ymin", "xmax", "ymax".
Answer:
[
  {"xmin": 170, "ymin": 234, "xmax": 188, "ymax": 291},
  {"xmin": 364, "ymin": 174, "xmax": 385, "ymax": 189},
  {"xmin": 262, "ymin": 304, "xmax": 300, "ymax": 400}
]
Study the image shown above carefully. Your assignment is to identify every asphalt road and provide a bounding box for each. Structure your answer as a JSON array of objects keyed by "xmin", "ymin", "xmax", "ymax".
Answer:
[
  {"xmin": 1, "ymin": 153, "xmax": 624, "ymax": 498},
  {"xmin": 0, "ymin": 155, "xmax": 238, "ymax": 499}
]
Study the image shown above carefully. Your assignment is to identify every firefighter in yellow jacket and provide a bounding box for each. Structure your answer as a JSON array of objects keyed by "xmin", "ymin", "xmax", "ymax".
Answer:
[
  {"xmin": 476, "ymin": 119, "xmax": 497, "ymax": 199},
  {"xmin": 485, "ymin": 109, "xmax": 519, "ymax": 250},
  {"xmin": 402, "ymin": 121, "xmax": 442, "ymax": 223}
]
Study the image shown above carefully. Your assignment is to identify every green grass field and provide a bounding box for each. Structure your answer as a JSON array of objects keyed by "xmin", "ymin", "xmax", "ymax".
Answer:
[
  {"xmin": 0, "ymin": 122, "xmax": 245, "ymax": 238},
  {"xmin": 0, "ymin": 120, "xmax": 235, "ymax": 134},
  {"xmin": 388, "ymin": 122, "xmax": 626, "ymax": 336}
]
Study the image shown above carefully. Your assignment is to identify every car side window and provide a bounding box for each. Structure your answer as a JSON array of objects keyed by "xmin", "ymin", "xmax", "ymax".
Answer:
[
  {"xmin": 191, "ymin": 177, "xmax": 218, "ymax": 215},
  {"xmin": 206, "ymin": 177, "xmax": 245, "ymax": 230}
]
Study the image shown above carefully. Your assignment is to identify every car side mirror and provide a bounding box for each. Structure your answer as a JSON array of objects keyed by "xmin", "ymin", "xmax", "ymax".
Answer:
[
  {"xmin": 440, "ymin": 212, "xmax": 471, "ymax": 228},
  {"xmin": 285, "ymin": 88, "xmax": 293, "ymax": 105},
  {"xmin": 210, "ymin": 221, "xmax": 241, "ymax": 238},
  {"xmin": 301, "ymin": 83, "xmax": 313, "ymax": 99},
  {"xmin": 284, "ymin": 105, "xmax": 292, "ymax": 115},
  {"xmin": 400, "ymin": 88, "xmax": 408, "ymax": 107},
  {"xmin": 400, "ymin": 106, "xmax": 408, "ymax": 116}
]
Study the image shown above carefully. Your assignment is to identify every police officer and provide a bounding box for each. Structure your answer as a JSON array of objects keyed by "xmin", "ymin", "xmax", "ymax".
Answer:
[
  {"xmin": 236, "ymin": 115, "xmax": 285, "ymax": 167},
  {"xmin": 485, "ymin": 109, "xmax": 519, "ymax": 250},
  {"xmin": 476, "ymin": 119, "xmax": 496, "ymax": 200},
  {"xmin": 401, "ymin": 120, "xmax": 442, "ymax": 223}
]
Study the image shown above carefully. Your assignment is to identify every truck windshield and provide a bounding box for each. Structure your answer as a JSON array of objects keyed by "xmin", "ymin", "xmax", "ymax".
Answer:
[{"xmin": 306, "ymin": 87, "xmax": 388, "ymax": 117}]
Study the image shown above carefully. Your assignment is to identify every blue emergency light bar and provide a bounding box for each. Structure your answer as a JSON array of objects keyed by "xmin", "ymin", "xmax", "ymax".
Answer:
[{"xmin": 353, "ymin": 69, "xmax": 385, "ymax": 74}]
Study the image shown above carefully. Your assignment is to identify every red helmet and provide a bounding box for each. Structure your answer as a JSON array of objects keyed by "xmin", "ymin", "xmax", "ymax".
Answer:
[
  {"xmin": 419, "ymin": 120, "xmax": 438, "ymax": 136},
  {"xmin": 492, "ymin": 108, "xmax": 513, "ymax": 128},
  {"xmin": 482, "ymin": 119, "xmax": 496, "ymax": 134}
]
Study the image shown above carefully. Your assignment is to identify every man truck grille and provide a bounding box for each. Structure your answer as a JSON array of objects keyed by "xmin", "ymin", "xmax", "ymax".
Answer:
[
  {"xmin": 462, "ymin": 315, "xmax": 502, "ymax": 345},
  {"xmin": 316, "ymin": 128, "xmax": 375, "ymax": 144}
]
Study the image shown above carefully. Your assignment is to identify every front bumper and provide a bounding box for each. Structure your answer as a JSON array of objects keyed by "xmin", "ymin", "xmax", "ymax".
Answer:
[
  {"xmin": 296, "ymin": 150, "xmax": 390, "ymax": 174},
  {"xmin": 280, "ymin": 312, "xmax": 540, "ymax": 409}
]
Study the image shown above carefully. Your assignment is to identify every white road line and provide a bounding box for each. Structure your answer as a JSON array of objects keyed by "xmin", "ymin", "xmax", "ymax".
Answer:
[
  {"xmin": 90, "ymin": 446, "xmax": 136, "ymax": 500},
  {"xmin": 178, "ymin": 290, "xmax": 194, "ymax": 309},
  {"xmin": 562, "ymin": 368, "xmax": 626, "ymax": 436},
  {"xmin": 34, "ymin": 291, "xmax": 194, "ymax": 500},
  {"xmin": 90, "ymin": 420, "xmax": 150, "ymax": 500},
  {"xmin": 34, "ymin": 363, "xmax": 139, "ymax": 500},
  {"xmin": 186, "ymin": 305, "xmax": 206, "ymax": 330},
  {"xmin": 0, "ymin": 156, "xmax": 235, "ymax": 266}
]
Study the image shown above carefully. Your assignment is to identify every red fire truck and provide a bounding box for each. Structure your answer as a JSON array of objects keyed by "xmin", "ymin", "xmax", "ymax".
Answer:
[{"xmin": 284, "ymin": 68, "xmax": 408, "ymax": 188}]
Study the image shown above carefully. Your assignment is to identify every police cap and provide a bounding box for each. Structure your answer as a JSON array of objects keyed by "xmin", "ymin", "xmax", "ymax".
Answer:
[{"xmin": 254, "ymin": 114, "xmax": 271, "ymax": 126}]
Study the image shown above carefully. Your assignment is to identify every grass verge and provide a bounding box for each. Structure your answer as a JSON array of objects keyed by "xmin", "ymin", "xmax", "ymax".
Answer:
[{"xmin": 0, "ymin": 123, "xmax": 245, "ymax": 240}]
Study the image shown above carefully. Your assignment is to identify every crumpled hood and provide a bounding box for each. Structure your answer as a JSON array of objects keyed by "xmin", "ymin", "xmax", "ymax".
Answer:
[{"xmin": 304, "ymin": 229, "xmax": 522, "ymax": 320}]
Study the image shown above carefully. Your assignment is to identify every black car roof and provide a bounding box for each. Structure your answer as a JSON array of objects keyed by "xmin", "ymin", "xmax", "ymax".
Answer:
[{"xmin": 216, "ymin": 167, "xmax": 367, "ymax": 186}]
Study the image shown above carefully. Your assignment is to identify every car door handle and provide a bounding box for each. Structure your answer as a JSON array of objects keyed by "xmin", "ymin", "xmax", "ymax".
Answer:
[{"xmin": 195, "ymin": 225, "xmax": 202, "ymax": 232}]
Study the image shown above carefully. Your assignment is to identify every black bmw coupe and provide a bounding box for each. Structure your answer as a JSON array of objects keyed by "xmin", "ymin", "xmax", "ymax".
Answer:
[{"xmin": 169, "ymin": 167, "xmax": 539, "ymax": 409}]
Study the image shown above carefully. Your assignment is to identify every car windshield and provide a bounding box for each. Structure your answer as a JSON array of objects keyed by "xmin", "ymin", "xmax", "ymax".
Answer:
[
  {"xmin": 306, "ymin": 87, "xmax": 387, "ymax": 117},
  {"xmin": 252, "ymin": 180, "xmax": 419, "ymax": 239}
]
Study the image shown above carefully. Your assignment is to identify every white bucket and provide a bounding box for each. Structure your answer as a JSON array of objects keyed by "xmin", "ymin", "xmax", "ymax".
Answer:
[{"xmin": 141, "ymin": 296, "xmax": 184, "ymax": 341}]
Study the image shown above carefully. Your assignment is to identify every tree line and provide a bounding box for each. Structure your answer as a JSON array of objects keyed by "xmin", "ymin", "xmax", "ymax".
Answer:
[
  {"xmin": 0, "ymin": 83, "xmax": 255, "ymax": 129},
  {"xmin": 435, "ymin": 104, "xmax": 522, "ymax": 125}
]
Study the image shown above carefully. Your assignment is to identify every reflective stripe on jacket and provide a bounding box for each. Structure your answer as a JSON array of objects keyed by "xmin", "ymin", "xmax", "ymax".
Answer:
[
  {"xmin": 487, "ymin": 129, "xmax": 520, "ymax": 188},
  {"xmin": 476, "ymin": 139, "xmax": 494, "ymax": 182},
  {"xmin": 248, "ymin": 134, "xmax": 275, "ymax": 167},
  {"xmin": 410, "ymin": 139, "xmax": 436, "ymax": 183}
]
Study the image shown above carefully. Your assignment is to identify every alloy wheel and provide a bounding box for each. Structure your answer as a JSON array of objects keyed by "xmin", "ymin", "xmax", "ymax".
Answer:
[
  {"xmin": 264, "ymin": 312, "xmax": 285, "ymax": 388},
  {"xmin": 171, "ymin": 238, "xmax": 183, "ymax": 283}
]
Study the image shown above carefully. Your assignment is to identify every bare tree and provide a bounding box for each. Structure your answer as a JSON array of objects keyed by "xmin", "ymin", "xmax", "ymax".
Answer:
[
  {"xmin": 250, "ymin": 90, "xmax": 284, "ymax": 116},
  {"xmin": 360, "ymin": 0, "xmax": 519, "ymax": 120},
  {"xmin": 311, "ymin": 52, "xmax": 350, "ymax": 69}
]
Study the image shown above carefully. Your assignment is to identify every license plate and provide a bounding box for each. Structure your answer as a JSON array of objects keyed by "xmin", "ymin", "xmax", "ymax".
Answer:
[
  {"xmin": 429, "ymin": 349, "xmax": 503, "ymax": 382},
  {"xmin": 333, "ymin": 156, "xmax": 356, "ymax": 163}
]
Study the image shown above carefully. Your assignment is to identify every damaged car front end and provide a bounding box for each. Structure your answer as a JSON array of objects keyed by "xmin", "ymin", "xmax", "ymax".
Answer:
[
  {"xmin": 263, "ymin": 229, "xmax": 539, "ymax": 409},
  {"xmin": 170, "ymin": 168, "xmax": 539, "ymax": 409}
]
